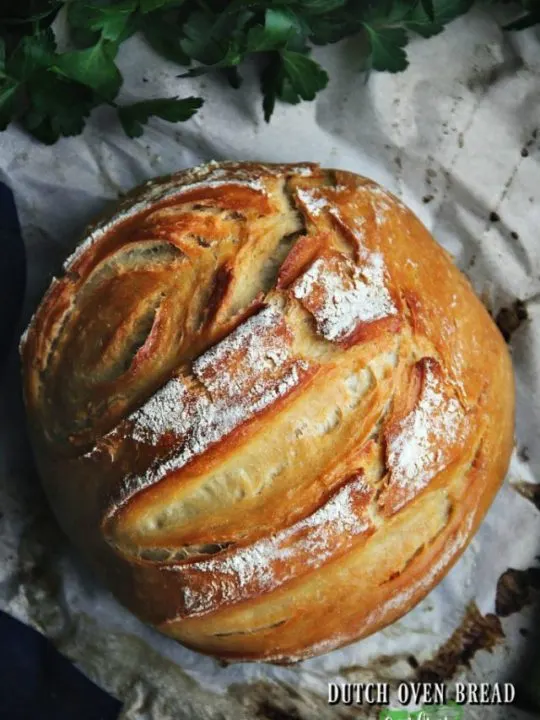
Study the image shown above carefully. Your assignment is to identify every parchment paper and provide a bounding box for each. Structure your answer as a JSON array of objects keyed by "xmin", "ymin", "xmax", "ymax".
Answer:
[{"xmin": 1, "ymin": 6, "xmax": 540, "ymax": 719}]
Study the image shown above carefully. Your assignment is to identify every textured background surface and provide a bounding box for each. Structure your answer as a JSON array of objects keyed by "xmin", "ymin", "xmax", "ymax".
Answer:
[{"xmin": 0, "ymin": 7, "xmax": 539, "ymax": 719}]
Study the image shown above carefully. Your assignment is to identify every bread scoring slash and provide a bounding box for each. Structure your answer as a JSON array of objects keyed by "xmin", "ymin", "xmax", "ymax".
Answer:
[{"xmin": 20, "ymin": 161, "xmax": 514, "ymax": 663}]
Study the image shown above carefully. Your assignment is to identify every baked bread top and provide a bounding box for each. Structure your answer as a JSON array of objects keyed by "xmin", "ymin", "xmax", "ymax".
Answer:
[{"xmin": 20, "ymin": 161, "xmax": 514, "ymax": 662}]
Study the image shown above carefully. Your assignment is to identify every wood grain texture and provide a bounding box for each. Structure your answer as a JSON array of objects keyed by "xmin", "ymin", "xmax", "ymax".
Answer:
[{"xmin": 20, "ymin": 161, "xmax": 514, "ymax": 662}]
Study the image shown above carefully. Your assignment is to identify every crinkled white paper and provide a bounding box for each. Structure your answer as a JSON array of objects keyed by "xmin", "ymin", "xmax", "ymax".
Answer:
[{"xmin": 1, "ymin": 7, "xmax": 539, "ymax": 720}]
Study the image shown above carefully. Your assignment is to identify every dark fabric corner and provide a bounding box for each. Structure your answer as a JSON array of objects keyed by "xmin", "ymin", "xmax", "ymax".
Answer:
[{"xmin": 0, "ymin": 611, "xmax": 122, "ymax": 720}]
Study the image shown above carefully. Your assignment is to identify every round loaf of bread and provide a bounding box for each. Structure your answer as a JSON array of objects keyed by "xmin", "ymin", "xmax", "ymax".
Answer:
[{"xmin": 20, "ymin": 161, "xmax": 514, "ymax": 662}]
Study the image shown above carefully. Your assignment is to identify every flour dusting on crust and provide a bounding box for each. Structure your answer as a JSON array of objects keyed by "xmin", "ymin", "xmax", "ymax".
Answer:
[
  {"xmin": 264, "ymin": 511, "xmax": 476, "ymax": 663},
  {"xmin": 193, "ymin": 305, "xmax": 292, "ymax": 398},
  {"xmin": 292, "ymin": 251, "xmax": 397, "ymax": 342},
  {"xmin": 110, "ymin": 307, "xmax": 311, "ymax": 512},
  {"xmin": 288, "ymin": 165, "xmax": 315, "ymax": 177},
  {"xmin": 173, "ymin": 476, "xmax": 373, "ymax": 616},
  {"xmin": 384, "ymin": 359, "xmax": 467, "ymax": 511},
  {"xmin": 131, "ymin": 379, "xmax": 190, "ymax": 445},
  {"xmin": 296, "ymin": 188, "xmax": 328, "ymax": 216}
]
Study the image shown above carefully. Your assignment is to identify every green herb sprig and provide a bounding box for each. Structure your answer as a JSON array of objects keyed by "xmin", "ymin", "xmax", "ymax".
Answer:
[{"xmin": 0, "ymin": 0, "xmax": 536, "ymax": 144}]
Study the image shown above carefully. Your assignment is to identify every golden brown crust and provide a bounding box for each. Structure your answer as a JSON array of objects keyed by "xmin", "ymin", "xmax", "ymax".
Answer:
[{"xmin": 20, "ymin": 161, "xmax": 514, "ymax": 663}]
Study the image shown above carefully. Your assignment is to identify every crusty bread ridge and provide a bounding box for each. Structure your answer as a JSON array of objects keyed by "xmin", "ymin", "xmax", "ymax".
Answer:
[{"xmin": 20, "ymin": 161, "xmax": 514, "ymax": 663}]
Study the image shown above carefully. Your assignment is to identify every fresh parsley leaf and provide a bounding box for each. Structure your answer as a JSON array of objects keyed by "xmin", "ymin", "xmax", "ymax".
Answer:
[
  {"xmin": 117, "ymin": 96, "xmax": 203, "ymax": 137},
  {"xmin": 280, "ymin": 75, "xmax": 303, "ymax": 104},
  {"xmin": 363, "ymin": 0, "xmax": 413, "ymax": 26},
  {"xmin": 7, "ymin": 28, "xmax": 56, "ymax": 81},
  {"xmin": 405, "ymin": 0, "xmax": 474, "ymax": 38},
  {"xmin": 309, "ymin": 14, "xmax": 360, "ymax": 45},
  {"xmin": 139, "ymin": 0, "xmax": 186, "ymax": 12},
  {"xmin": 261, "ymin": 55, "xmax": 282, "ymax": 121},
  {"xmin": 0, "ymin": 79, "xmax": 21, "ymax": 130},
  {"xmin": 364, "ymin": 25, "xmax": 409, "ymax": 72},
  {"xmin": 281, "ymin": 50, "xmax": 328, "ymax": 100},
  {"xmin": 67, "ymin": 1, "xmax": 138, "ymax": 45},
  {"xmin": 18, "ymin": 113, "xmax": 59, "ymax": 144},
  {"xmin": 421, "ymin": 0, "xmax": 435, "ymax": 21},
  {"xmin": 296, "ymin": 0, "xmax": 348, "ymax": 15},
  {"xmin": 247, "ymin": 8, "xmax": 302, "ymax": 52},
  {"xmin": 223, "ymin": 66, "xmax": 242, "ymax": 89},
  {"xmin": 180, "ymin": 10, "xmax": 229, "ymax": 65},
  {"xmin": 53, "ymin": 39, "xmax": 122, "ymax": 101},
  {"xmin": 362, "ymin": 0, "xmax": 473, "ymax": 45},
  {"xmin": 65, "ymin": 7, "xmax": 101, "ymax": 49},
  {"xmin": 21, "ymin": 70, "xmax": 94, "ymax": 143},
  {"xmin": 0, "ymin": 0, "xmax": 533, "ymax": 143},
  {"xmin": 261, "ymin": 49, "xmax": 327, "ymax": 121},
  {"xmin": 142, "ymin": 14, "xmax": 191, "ymax": 66},
  {"xmin": 181, "ymin": 5, "xmax": 255, "ymax": 68},
  {"xmin": 207, "ymin": 0, "xmax": 265, "ymax": 20},
  {"xmin": 178, "ymin": 46, "xmax": 243, "ymax": 78}
]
